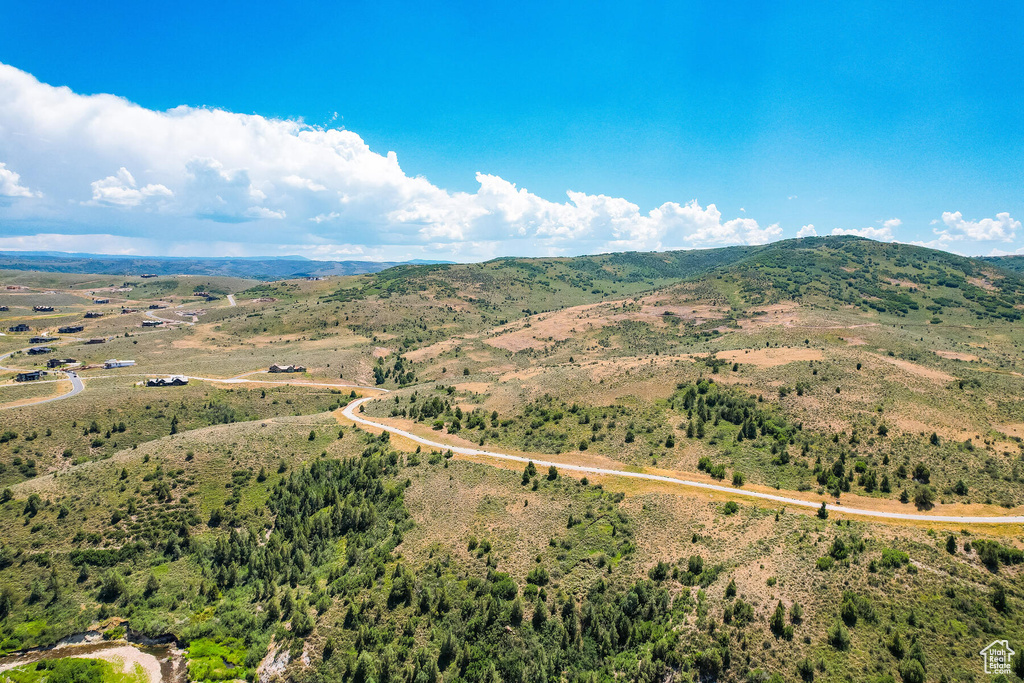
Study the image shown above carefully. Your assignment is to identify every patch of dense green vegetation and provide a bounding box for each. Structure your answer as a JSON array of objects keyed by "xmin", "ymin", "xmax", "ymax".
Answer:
[
  {"xmin": 372, "ymin": 389, "xmax": 674, "ymax": 462},
  {"xmin": 718, "ymin": 238, "xmax": 1024, "ymax": 319},
  {"xmin": 1, "ymin": 657, "xmax": 146, "ymax": 683},
  {"xmin": 0, "ymin": 431, "xmax": 407, "ymax": 677},
  {"xmin": 186, "ymin": 637, "xmax": 249, "ymax": 681}
]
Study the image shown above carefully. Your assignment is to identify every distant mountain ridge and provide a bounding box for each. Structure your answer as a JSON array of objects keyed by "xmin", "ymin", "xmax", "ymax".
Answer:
[
  {"xmin": 0, "ymin": 251, "xmax": 453, "ymax": 280},
  {"xmin": 982, "ymin": 254, "xmax": 1024, "ymax": 273}
]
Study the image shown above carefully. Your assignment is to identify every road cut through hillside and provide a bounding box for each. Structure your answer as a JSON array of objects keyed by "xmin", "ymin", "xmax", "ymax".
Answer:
[{"xmin": 340, "ymin": 394, "xmax": 1024, "ymax": 526}]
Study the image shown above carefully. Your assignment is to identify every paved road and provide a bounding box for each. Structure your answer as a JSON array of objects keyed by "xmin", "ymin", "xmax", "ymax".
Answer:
[
  {"xmin": 23, "ymin": 370, "xmax": 84, "ymax": 407},
  {"xmin": 227, "ymin": 294, "xmax": 236, "ymax": 306},
  {"xmin": 341, "ymin": 395, "xmax": 1024, "ymax": 525},
  {"xmin": 0, "ymin": 369, "xmax": 83, "ymax": 411}
]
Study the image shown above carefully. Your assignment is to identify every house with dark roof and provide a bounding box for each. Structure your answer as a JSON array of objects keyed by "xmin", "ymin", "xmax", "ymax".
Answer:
[
  {"xmin": 146, "ymin": 376, "xmax": 189, "ymax": 387},
  {"xmin": 270, "ymin": 364, "xmax": 306, "ymax": 373}
]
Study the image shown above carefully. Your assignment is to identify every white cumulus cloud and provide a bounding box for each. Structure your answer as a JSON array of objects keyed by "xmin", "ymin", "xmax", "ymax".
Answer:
[
  {"xmin": 0, "ymin": 62, "xmax": 784, "ymax": 259},
  {"xmin": 0, "ymin": 161, "xmax": 39, "ymax": 197},
  {"xmin": 938, "ymin": 211, "xmax": 1019, "ymax": 242},
  {"xmin": 831, "ymin": 223, "xmax": 897, "ymax": 241},
  {"xmin": 87, "ymin": 167, "xmax": 172, "ymax": 207},
  {"xmin": 796, "ymin": 224, "xmax": 817, "ymax": 238}
]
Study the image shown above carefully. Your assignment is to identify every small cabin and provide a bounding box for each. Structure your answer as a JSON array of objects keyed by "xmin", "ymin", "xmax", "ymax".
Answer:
[
  {"xmin": 93, "ymin": 298, "xmax": 110, "ymax": 304},
  {"xmin": 33, "ymin": 306, "xmax": 55, "ymax": 312},
  {"xmin": 141, "ymin": 320, "xmax": 162, "ymax": 327},
  {"xmin": 27, "ymin": 346, "xmax": 53, "ymax": 355},
  {"xmin": 15, "ymin": 371, "xmax": 42, "ymax": 382},
  {"xmin": 29, "ymin": 336, "xmax": 58, "ymax": 344},
  {"xmin": 0, "ymin": 306, "xmax": 8, "ymax": 311},
  {"xmin": 47, "ymin": 358, "xmax": 76, "ymax": 368},
  {"xmin": 86, "ymin": 337, "xmax": 106, "ymax": 344},
  {"xmin": 58, "ymin": 325, "xmax": 84, "ymax": 334},
  {"xmin": 84, "ymin": 311, "xmax": 103, "ymax": 318},
  {"xmin": 7, "ymin": 323, "xmax": 30, "ymax": 332},
  {"xmin": 104, "ymin": 359, "xmax": 136, "ymax": 368}
]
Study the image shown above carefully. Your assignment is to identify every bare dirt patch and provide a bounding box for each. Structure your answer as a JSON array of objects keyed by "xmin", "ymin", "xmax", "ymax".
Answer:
[
  {"xmin": 716, "ymin": 347, "xmax": 823, "ymax": 367},
  {"xmin": 404, "ymin": 338, "xmax": 466, "ymax": 362},
  {"xmin": 736, "ymin": 303, "xmax": 800, "ymax": 329},
  {"xmin": 870, "ymin": 353, "xmax": 955, "ymax": 382},
  {"xmin": 934, "ymin": 350, "xmax": 980, "ymax": 362},
  {"xmin": 891, "ymin": 415, "xmax": 976, "ymax": 441},
  {"xmin": 453, "ymin": 382, "xmax": 491, "ymax": 394},
  {"xmin": 498, "ymin": 368, "xmax": 547, "ymax": 382},
  {"xmin": 969, "ymin": 276, "xmax": 998, "ymax": 291},
  {"xmin": 484, "ymin": 300, "xmax": 724, "ymax": 353},
  {"xmin": 996, "ymin": 423, "xmax": 1024, "ymax": 439}
]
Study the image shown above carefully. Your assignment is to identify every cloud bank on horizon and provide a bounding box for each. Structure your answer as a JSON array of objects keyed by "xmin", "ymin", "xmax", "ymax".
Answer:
[{"xmin": 0, "ymin": 63, "xmax": 1019, "ymax": 261}]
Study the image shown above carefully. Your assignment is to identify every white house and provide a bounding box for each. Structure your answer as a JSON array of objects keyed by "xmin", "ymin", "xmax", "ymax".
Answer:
[{"xmin": 104, "ymin": 359, "xmax": 136, "ymax": 368}]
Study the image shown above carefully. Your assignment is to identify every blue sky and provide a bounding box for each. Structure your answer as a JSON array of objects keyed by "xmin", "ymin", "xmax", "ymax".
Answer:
[{"xmin": 0, "ymin": 0, "xmax": 1021, "ymax": 260}]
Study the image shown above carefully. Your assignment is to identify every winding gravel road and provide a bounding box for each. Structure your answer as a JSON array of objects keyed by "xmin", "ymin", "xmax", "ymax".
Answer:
[
  {"xmin": 341, "ymin": 395, "xmax": 1024, "ymax": 525},
  {"xmin": 3, "ymin": 350, "xmax": 1022, "ymax": 526}
]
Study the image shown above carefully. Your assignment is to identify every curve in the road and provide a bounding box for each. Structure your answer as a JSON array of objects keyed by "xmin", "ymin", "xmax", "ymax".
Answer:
[
  {"xmin": 341, "ymin": 395, "xmax": 1024, "ymax": 525},
  {"xmin": 4, "ymin": 354, "xmax": 1021, "ymax": 526},
  {"xmin": 0, "ymin": 371, "xmax": 83, "ymax": 411}
]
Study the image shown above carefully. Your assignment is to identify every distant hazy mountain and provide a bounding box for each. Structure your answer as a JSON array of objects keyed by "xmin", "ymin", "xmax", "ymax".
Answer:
[{"xmin": 0, "ymin": 252, "xmax": 453, "ymax": 280}]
